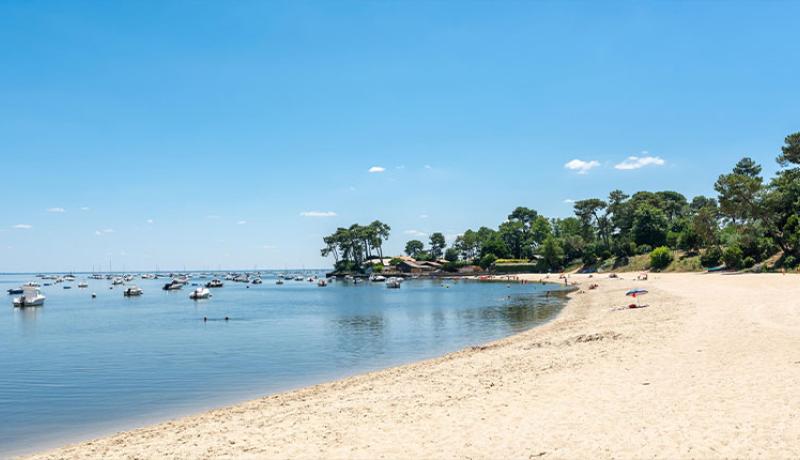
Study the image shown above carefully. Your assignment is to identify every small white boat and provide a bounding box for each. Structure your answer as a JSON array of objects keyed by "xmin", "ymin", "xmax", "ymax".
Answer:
[
  {"xmin": 206, "ymin": 279, "xmax": 224, "ymax": 288},
  {"xmin": 317, "ymin": 279, "xmax": 328, "ymax": 287},
  {"xmin": 189, "ymin": 287, "xmax": 212, "ymax": 300},
  {"xmin": 251, "ymin": 278, "xmax": 263, "ymax": 285},
  {"xmin": 111, "ymin": 277, "xmax": 124, "ymax": 285},
  {"xmin": 78, "ymin": 281, "xmax": 88, "ymax": 288},
  {"xmin": 370, "ymin": 275, "xmax": 386, "ymax": 282},
  {"xmin": 12, "ymin": 286, "xmax": 46, "ymax": 307},
  {"xmin": 163, "ymin": 281, "xmax": 183, "ymax": 291},
  {"xmin": 385, "ymin": 277, "xmax": 401, "ymax": 289},
  {"xmin": 123, "ymin": 286, "xmax": 143, "ymax": 297}
]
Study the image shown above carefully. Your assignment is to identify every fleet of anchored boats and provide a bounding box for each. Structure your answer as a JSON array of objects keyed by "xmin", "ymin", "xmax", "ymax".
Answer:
[{"xmin": 8, "ymin": 270, "xmax": 406, "ymax": 308}]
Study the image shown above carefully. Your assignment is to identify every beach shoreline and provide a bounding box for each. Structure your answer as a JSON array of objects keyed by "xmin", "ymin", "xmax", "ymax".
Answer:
[{"xmin": 26, "ymin": 272, "xmax": 800, "ymax": 459}]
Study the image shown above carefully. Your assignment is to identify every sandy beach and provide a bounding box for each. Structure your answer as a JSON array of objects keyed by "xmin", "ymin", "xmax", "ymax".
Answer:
[{"xmin": 26, "ymin": 273, "xmax": 800, "ymax": 459}]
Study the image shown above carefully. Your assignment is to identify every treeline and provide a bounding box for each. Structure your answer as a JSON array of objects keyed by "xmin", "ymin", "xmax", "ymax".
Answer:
[
  {"xmin": 323, "ymin": 132, "xmax": 800, "ymax": 273},
  {"xmin": 406, "ymin": 132, "xmax": 800, "ymax": 272}
]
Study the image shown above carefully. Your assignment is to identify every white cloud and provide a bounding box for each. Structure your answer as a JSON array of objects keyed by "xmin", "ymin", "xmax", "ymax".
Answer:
[
  {"xmin": 348, "ymin": 186, "xmax": 357, "ymax": 192},
  {"xmin": 404, "ymin": 229, "xmax": 428, "ymax": 237},
  {"xmin": 300, "ymin": 211, "xmax": 337, "ymax": 217},
  {"xmin": 146, "ymin": 219, "xmax": 154, "ymax": 224},
  {"xmin": 47, "ymin": 207, "xmax": 65, "ymax": 213},
  {"xmin": 563, "ymin": 199, "xmax": 575, "ymax": 204},
  {"xmin": 95, "ymin": 230, "xmax": 102, "ymax": 236},
  {"xmin": 368, "ymin": 166, "xmax": 385, "ymax": 173},
  {"xmin": 419, "ymin": 214, "xmax": 429, "ymax": 219},
  {"xmin": 424, "ymin": 164, "xmax": 432, "ymax": 169},
  {"xmin": 614, "ymin": 155, "xmax": 666, "ymax": 170},
  {"xmin": 80, "ymin": 207, "xmax": 90, "ymax": 211},
  {"xmin": 102, "ymin": 228, "xmax": 114, "ymax": 233},
  {"xmin": 396, "ymin": 165, "xmax": 406, "ymax": 170},
  {"xmin": 95, "ymin": 228, "xmax": 114, "ymax": 236},
  {"xmin": 13, "ymin": 224, "xmax": 32, "ymax": 229},
  {"xmin": 237, "ymin": 220, "xmax": 247, "ymax": 225},
  {"xmin": 564, "ymin": 159, "xmax": 601, "ymax": 174}
]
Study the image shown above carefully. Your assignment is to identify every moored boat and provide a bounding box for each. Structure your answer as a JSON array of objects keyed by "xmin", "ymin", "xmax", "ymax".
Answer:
[
  {"xmin": 385, "ymin": 277, "xmax": 401, "ymax": 289},
  {"xmin": 189, "ymin": 287, "xmax": 212, "ymax": 300},
  {"xmin": 12, "ymin": 286, "xmax": 46, "ymax": 307},
  {"xmin": 205, "ymin": 279, "xmax": 224, "ymax": 288},
  {"xmin": 123, "ymin": 286, "xmax": 143, "ymax": 297}
]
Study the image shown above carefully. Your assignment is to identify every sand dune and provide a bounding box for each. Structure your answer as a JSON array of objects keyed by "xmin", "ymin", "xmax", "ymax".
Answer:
[{"xmin": 26, "ymin": 273, "xmax": 800, "ymax": 459}]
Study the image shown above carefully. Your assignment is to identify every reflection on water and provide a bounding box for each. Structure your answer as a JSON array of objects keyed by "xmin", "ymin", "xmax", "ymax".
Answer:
[{"xmin": 0, "ymin": 274, "xmax": 566, "ymax": 456}]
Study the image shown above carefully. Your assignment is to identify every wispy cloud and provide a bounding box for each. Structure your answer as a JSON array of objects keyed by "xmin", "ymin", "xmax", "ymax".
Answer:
[
  {"xmin": 146, "ymin": 219, "xmax": 154, "ymax": 224},
  {"xmin": 404, "ymin": 229, "xmax": 428, "ymax": 237},
  {"xmin": 564, "ymin": 159, "xmax": 600, "ymax": 174},
  {"xmin": 563, "ymin": 199, "xmax": 575, "ymax": 204},
  {"xmin": 80, "ymin": 206, "xmax": 90, "ymax": 211},
  {"xmin": 419, "ymin": 214, "xmax": 429, "ymax": 219},
  {"xmin": 206, "ymin": 215, "xmax": 221, "ymax": 220},
  {"xmin": 615, "ymin": 155, "xmax": 666, "ymax": 170},
  {"xmin": 424, "ymin": 164, "xmax": 432, "ymax": 170},
  {"xmin": 47, "ymin": 207, "xmax": 65, "ymax": 213},
  {"xmin": 261, "ymin": 245, "xmax": 277, "ymax": 250},
  {"xmin": 237, "ymin": 220, "xmax": 247, "ymax": 225},
  {"xmin": 368, "ymin": 166, "xmax": 386, "ymax": 173},
  {"xmin": 13, "ymin": 224, "xmax": 32, "ymax": 229},
  {"xmin": 300, "ymin": 211, "xmax": 337, "ymax": 217},
  {"xmin": 95, "ymin": 228, "xmax": 114, "ymax": 236}
]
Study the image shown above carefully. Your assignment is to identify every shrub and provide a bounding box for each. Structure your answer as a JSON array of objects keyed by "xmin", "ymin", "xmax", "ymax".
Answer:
[
  {"xmin": 783, "ymin": 255, "xmax": 798, "ymax": 268},
  {"xmin": 742, "ymin": 256, "xmax": 756, "ymax": 268},
  {"xmin": 479, "ymin": 253, "xmax": 498, "ymax": 270},
  {"xmin": 723, "ymin": 245, "xmax": 743, "ymax": 270},
  {"xmin": 492, "ymin": 263, "xmax": 541, "ymax": 274},
  {"xmin": 372, "ymin": 264, "xmax": 383, "ymax": 273},
  {"xmin": 700, "ymin": 246, "xmax": 723, "ymax": 267},
  {"xmin": 637, "ymin": 244, "xmax": 653, "ymax": 255},
  {"xmin": 649, "ymin": 246, "xmax": 673, "ymax": 270},
  {"xmin": 389, "ymin": 257, "xmax": 402, "ymax": 266}
]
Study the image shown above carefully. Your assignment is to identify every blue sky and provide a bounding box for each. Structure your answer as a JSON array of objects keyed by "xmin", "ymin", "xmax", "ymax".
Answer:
[{"xmin": 1, "ymin": 1, "xmax": 798, "ymax": 272}]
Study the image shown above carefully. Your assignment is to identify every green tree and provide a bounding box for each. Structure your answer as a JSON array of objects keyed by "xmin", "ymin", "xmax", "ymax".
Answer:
[
  {"xmin": 714, "ymin": 157, "xmax": 764, "ymax": 224},
  {"xmin": 405, "ymin": 240, "xmax": 425, "ymax": 258},
  {"xmin": 540, "ymin": 236, "xmax": 565, "ymax": 270},
  {"xmin": 444, "ymin": 247, "xmax": 459, "ymax": 262},
  {"xmin": 632, "ymin": 204, "xmax": 669, "ymax": 247},
  {"xmin": 778, "ymin": 132, "xmax": 800, "ymax": 166},
  {"xmin": 429, "ymin": 233, "xmax": 446, "ymax": 259}
]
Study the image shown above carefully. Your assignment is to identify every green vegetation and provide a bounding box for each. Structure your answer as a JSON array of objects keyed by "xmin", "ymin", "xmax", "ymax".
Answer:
[
  {"xmin": 322, "ymin": 132, "xmax": 800, "ymax": 273},
  {"xmin": 649, "ymin": 246, "xmax": 674, "ymax": 270},
  {"xmin": 320, "ymin": 220, "xmax": 391, "ymax": 273}
]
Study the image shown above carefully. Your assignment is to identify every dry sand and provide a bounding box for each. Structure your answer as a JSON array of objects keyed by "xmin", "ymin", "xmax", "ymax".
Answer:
[{"xmin": 26, "ymin": 273, "xmax": 800, "ymax": 459}]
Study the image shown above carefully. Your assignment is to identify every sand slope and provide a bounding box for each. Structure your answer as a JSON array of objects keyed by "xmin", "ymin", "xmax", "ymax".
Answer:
[{"xmin": 26, "ymin": 273, "xmax": 800, "ymax": 459}]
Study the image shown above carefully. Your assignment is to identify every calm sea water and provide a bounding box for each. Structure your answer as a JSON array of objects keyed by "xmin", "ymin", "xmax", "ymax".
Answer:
[{"xmin": 0, "ymin": 273, "xmax": 566, "ymax": 456}]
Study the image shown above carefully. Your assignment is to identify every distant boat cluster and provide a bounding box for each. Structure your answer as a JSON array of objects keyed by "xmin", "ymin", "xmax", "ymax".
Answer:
[{"xmin": 8, "ymin": 270, "xmax": 407, "ymax": 308}]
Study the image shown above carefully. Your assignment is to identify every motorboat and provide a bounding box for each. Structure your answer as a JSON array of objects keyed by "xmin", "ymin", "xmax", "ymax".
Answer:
[
  {"xmin": 370, "ymin": 275, "xmax": 386, "ymax": 282},
  {"xmin": 7, "ymin": 287, "xmax": 23, "ymax": 295},
  {"xmin": 162, "ymin": 281, "xmax": 183, "ymax": 291},
  {"xmin": 123, "ymin": 286, "xmax": 143, "ymax": 297},
  {"xmin": 24, "ymin": 281, "xmax": 40, "ymax": 287},
  {"xmin": 276, "ymin": 279, "xmax": 284, "ymax": 285},
  {"xmin": 111, "ymin": 277, "xmax": 124, "ymax": 286},
  {"xmin": 12, "ymin": 286, "xmax": 46, "ymax": 307},
  {"xmin": 251, "ymin": 278, "xmax": 263, "ymax": 285},
  {"xmin": 189, "ymin": 287, "xmax": 212, "ymax": 300},
  {"xmin": 206, "ymin": 279, "xmax": 224, "ymax": 288},
  {"xmin": 63, "ymin": 285, "xmax": 72, "ymax": 289},
  {"xmin": 78, "ymin": 281, "xmax": 88, "ymax": 288},
  {"xmin": 385, "ymin": 277, "xmax": 401, "ymax": 289},
  {"xmin": 317, "ymin": 279, "xmax": 328, "ymax": 287}
]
